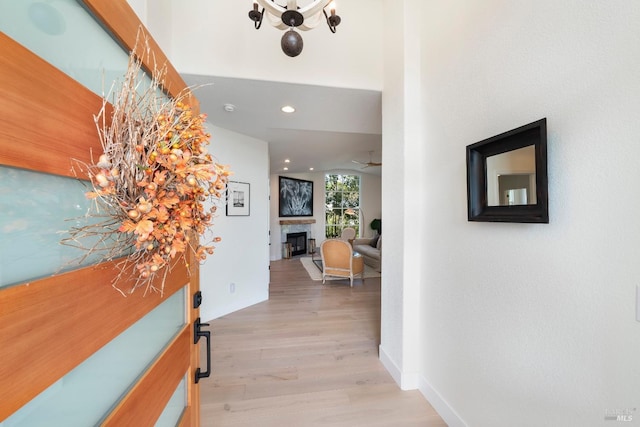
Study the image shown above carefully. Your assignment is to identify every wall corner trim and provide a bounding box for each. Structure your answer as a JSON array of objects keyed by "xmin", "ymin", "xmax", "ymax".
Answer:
[
  {"xmin": 379, "ymin": 344, "xmax": 402, "ymax": 387},
  {"xmin": 418, "ymin": 376, "xmax": 469, "ymax": 427},
  {"xmin": 378, "ymin": 344, "xmax": 419, "ymax": 390}
]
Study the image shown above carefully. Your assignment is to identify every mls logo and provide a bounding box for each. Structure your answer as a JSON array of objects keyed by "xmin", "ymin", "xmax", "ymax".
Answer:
[{"xmin": 604, "ymin": 408, "xmax": 636, "ymax": 422}]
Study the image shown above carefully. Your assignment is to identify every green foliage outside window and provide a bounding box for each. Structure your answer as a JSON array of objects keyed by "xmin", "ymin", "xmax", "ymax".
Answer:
[{"xmin": 325, "ymin": 174, "xmax": 360, "ymax": 238}]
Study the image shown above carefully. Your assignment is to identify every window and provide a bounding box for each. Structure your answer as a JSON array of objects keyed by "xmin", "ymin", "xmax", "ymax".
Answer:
[{"xmin": 325, "ymin": 174, "xmax": 360, "ymax": 238}]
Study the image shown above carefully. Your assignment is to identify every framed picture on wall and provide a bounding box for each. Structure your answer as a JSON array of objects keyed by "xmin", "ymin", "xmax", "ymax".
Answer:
[
  {"xmin": 279, "ymin": 176, "xmax": 313, "ymax": 217},
  {"xmin": 226, "ymin": 181, "xmax": 250, "ymax": 216}
]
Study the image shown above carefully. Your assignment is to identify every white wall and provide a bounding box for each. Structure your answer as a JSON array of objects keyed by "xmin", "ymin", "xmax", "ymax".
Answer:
[
  {"xmin": 199, "ymin": 125, "xmax": 270, "ymax": 321},
  {"xmin": 387, "ymin": 1, "xmax": 640, "ymax": 426},
  {"xmin": 145, "ymin": 0, "xmax": 173, "ymax": 58},
  {"xmin": 127, "ymin": 0, "xmax": 173, "ymax": 58},
  {"xmin": 126, "ymin": 0, "xmax": 146, "ymax": 22},
  {"xmin": 379, "ymin": 0, "xmax": 404, "ymax": 381},
  {"xmin": 165, "ymin": 0, "xmax": 383, "ymax": 90},
  {"xmin": 379, "ymin": 0, "xmax": 426, "ymax": 393},
  {"xmin": 269, "ymin": 171, "xmax": 381, "ymax": 261}
]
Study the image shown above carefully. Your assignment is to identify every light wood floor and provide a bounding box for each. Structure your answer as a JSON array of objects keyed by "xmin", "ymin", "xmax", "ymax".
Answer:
[{"xmin": 200, "ymin": 258, "xmax": 447, "ymax": 427}]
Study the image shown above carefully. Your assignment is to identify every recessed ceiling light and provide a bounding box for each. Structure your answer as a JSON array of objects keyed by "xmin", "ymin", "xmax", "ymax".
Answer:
[
  {"xmin": 309, "ymin": 167, "xmax": 314, "ymax": 171},
  {"xmin": 284, "ymin": 159, "xmax": 290, "ymax": 163},
  {"xmin": 223, "ymin": 103, "xmax": 235, "ymax": 112},
  {"xmin": 281, "ymin": 105, "xmax": 295, "ymax": 113},
  {"xmin": 283, "ymin": 167, "xmax": 289, "ymax": 171}
]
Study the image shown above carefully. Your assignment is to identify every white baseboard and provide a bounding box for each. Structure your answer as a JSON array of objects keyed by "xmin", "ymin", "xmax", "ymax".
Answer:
[
  {"xmin": 378, "ymin": 345, "xmax": 419, "ymax": 390},
  {"xmin": 379, "ymin": 345, "xmax": 467, "ymax": 427},
  {"xmin": 418, "ymin": 376, "xmax": 468, "ymax": 427},
  {"xmin": 202, "ymin": 292, "xmax": 268, "ymax": 321},
  {"xmin": 379, "ymin": 344, "xmax": 402, "ymax": 386}
]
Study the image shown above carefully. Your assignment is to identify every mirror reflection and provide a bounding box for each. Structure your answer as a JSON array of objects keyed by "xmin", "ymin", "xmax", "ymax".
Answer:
[{"xmin": 486, "ymin": 145, "xmax": 536, "ymax": 206}]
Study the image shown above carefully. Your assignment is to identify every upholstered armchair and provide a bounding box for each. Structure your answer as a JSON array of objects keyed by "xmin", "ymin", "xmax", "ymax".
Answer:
[{"xmin": 320, "ymin": 239, "xmax": 364, "ymax": 287}]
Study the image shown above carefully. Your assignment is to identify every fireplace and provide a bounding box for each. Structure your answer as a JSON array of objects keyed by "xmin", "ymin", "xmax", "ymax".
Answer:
[{"xmin": 286, "ymin": 232, "xmax": 307, "ymax": 257}]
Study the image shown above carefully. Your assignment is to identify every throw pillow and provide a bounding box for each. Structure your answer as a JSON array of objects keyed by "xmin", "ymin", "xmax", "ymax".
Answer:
[
  {"xmin": 376, "ymin": 235, "xmax": 382, "ymax": 250},
  {"xmin": 370, "ymin": 235, "xmax": 379, "ymax": 248}
]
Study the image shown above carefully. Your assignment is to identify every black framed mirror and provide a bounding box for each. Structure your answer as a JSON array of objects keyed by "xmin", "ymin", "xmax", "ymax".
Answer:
[{"xmin": 466, "ymin": 118, "xmax": 548, "ymax": 223}]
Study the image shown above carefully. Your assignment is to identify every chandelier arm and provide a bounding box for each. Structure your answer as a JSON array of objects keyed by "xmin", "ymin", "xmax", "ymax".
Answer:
[
  {"xmin": 266, "ymin": 11, "xmax": 290, "ymax": 31},
  {"xmin": 271, "ymin": 7, "xmax": 326, "ymax": 31},
  {"xmin": 255, "ymin": 7, "xmax": 264, "ymax": 29},
  {"xmin": 256, "ymin": 0, "xmax": 330, "ymax": 21},
  {"xmin": 296, "ymin": 0, "xmax": 330, "ymax": 17},
  {"xmin": 256, "ymin": 0, "xmax": 286, "ymax": 18},
  {"xmin": 323, "ymin": 9, "xmax": 337, "ymax": 33}
]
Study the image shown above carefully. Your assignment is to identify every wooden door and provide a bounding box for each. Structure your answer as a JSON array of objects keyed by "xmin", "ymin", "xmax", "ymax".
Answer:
[{"xmin": 0, "ymin": 1, "xmax": 203, "ymax": 425}]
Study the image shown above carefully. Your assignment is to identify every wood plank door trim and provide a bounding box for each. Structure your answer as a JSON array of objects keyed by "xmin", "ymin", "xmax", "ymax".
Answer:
[
  {"xmin": 187, "ymin": 243, "xmax": 202, "ymax": 426},
  {"xmin": 0, "ymin": 259, "xmax": 189, "ymax": 421},
  {"xmin": 0, "ymin": 2, "xmax": 201, "ymax": 423},
  {"xmin": 0, "ymin": 31, "xmax": 103, "ymax": 177},
  {"xmin": 102, "ymin": 326, "xmax": 191, "ymax": 426}
]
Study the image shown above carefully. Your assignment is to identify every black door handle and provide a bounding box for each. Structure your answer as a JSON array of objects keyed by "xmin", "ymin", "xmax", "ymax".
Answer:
[{"xmin": 194, "ymin": 317, "xmax": 211, "ymax": 383}]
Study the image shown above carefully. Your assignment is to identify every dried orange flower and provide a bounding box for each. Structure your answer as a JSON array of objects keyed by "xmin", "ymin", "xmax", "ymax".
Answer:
[{"xmin": 63, "ymin": 33, "xmax": 231, "ymax": 296}]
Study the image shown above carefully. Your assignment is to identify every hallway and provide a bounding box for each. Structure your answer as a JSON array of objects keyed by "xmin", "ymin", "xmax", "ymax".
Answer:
[{"xmin": 199, "ymin": 258, "xmax": 446, "ymax": 426}]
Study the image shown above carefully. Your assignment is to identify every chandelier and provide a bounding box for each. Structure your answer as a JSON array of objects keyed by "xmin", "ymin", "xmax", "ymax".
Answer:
[{"xmin": 249, "ymin": 0, "xmax": 341, "ymax": 57}]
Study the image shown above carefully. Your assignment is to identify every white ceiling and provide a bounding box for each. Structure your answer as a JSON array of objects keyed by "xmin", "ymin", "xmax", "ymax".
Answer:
[{"xmin": 182, "ymin": 74, "xmax": 383, "ymax": 176}]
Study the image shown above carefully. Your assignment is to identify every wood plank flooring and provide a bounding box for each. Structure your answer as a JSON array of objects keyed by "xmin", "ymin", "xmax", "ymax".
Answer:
[{"xmin": 200, "ymin": 257, "xmax": 447, "ymax": 426}]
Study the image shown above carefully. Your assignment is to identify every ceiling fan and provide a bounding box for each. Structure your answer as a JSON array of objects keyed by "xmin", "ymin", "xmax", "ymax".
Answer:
[{"xmin": 352, "ymin": 151, "xmax": 382, "ymax": 168}]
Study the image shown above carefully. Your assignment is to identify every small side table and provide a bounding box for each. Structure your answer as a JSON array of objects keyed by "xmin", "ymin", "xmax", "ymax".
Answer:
[
  {"xmin": 282, "ymin": 242, "xmax": 292, "ymax": 259},
  {"xmin": 310, "ymin": 241, "xmax": 322, "ymax": 271}
]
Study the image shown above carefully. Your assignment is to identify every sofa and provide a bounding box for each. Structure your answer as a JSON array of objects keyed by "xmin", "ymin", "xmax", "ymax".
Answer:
[{"xmin": 352, "ymin": 235, "xmax": 381, "ymax": 272}]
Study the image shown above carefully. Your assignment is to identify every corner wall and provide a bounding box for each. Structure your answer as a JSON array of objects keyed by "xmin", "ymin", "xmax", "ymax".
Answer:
[
  {"xmin": 379, "ymin": 0, "xmax": 423, "ymax": 392},
  {"xmin": 408, "ymin": 1, "xmax": 640, "ymax": 426},
  {"xmin": 200, "ymin": 125, "xmax": 270, "ymax": 321}
]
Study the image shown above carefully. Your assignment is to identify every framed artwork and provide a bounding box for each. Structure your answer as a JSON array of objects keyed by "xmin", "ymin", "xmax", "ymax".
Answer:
[
  {"xmin": 226, "ymin": 181, "xmax": 250, "ymax": 216},
  {"xmin": 279, "ymin": 176, "xmax": 313, "ymax": 217}
]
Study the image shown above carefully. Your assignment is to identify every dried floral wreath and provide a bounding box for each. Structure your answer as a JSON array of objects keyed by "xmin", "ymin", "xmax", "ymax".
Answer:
[{"xmin": 62, "ymin": 36, "xmax": 230, "ymax": 296}]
